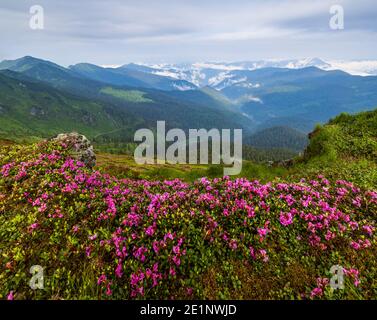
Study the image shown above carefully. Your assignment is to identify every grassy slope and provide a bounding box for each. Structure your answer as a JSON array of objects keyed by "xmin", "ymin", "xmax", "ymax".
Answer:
[
  {"xmin": 95, "ymin": 153, "xmax": 287, "ymax": 183},
  {"xmin": 0, "ymin": 72, "xmax": 137, "ymax": 140},
  {"xmin": 100, "ymin": 87, "xmax": 154, "ymax": 103},
  {"xmin": 289, "ymin": 109, "xmax": 377, "ymax": 189}
]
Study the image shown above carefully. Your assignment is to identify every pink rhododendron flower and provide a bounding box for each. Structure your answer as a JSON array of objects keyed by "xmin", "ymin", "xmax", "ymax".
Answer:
[
  {"xmin": 279, "ymin": 211, "xmax": 293, "ymax": 226},
  {"xmin": 229, "ymin": 239, "xmax": 238, "ymax": 250},
  {"xmin": 28, "ymin": 223, "xmax": 39, "ymax": 233},
  {"xmin": 89, "ymin": 234, "xmax": 97, "ymax": 241},
  {"xmin": 97, "ymin": 274, "xmax": 107, "ymax": 285},
  {"xmin": 259, "ymin": 249, "xmax": 269, "ymax": 262},
  {"xmin": 310, "ymin": 287, "xmax": 323, "ymax": 298},
  {"xmin": 7, "ymin": 291, "xmax": 14, "ymax": 300},
  {"xmin": 115, "ymin": 262, "xmax": 123, "ymax": 278}
]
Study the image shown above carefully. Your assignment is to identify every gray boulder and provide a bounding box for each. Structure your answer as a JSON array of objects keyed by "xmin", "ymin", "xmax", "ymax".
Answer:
[{"xmin": 51, "ymin": 132, "xmax": 96, "ymax": 168}]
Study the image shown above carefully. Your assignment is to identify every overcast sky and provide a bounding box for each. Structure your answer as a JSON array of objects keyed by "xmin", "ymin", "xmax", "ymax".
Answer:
[{"xmin": 0, "ymin": 0, "xmax": 376, "ymax": 66}]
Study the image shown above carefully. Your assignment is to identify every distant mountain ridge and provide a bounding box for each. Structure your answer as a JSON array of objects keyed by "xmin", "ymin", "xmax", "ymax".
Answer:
[
  {"xmin": 0, "ymin": 57, "xmax": 253, "ymax": 143},
  {"xmin": 69, "ymin": 63, "xmax": 197, "ymax": 91},
  {"xmin": 120, "ymin": 58, "xmax": 377, "ymax": 89},
  {"xmin": 244, "ymin": 126, "xmax": 309, "ymax": 152},
  {"xmin": 126, "ymin": 58, "xmax": 331, "ymax": 88},
  {"xmin": 1, "ymin": 55, "xmax": 377, "ymax": 151}
]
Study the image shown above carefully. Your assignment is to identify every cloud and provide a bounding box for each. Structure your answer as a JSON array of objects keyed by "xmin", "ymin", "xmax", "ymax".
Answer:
[{"xmin": 0, "ymin": 0, "xmax": 376, "ymax": 64}]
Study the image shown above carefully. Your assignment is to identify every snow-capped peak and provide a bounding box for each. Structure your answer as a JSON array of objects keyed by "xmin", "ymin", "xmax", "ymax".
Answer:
[{"xmin": 120, "ymin": 58, "xmax": 377, "ymax": 91}]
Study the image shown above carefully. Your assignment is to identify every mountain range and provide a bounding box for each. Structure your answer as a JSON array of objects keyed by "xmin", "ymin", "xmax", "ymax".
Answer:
[
  {"xmin": 119, "ymin": 58, "xmax": 377, "ymax": 88},
  {"xmin": 0, "ymin": 56, "xmax": 251, "ymax": 142},
  {"xmin": 1, "ymin": 56, "xmax": 377, "ymax": 155}
]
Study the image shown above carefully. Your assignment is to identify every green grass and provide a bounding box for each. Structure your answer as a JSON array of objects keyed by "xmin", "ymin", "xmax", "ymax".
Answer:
[
  {"xmin": 100, "ymin": 87, "xmax": 153, "ymax": 103},
  {"xmin": 95, "ymin": 152, "xmax": 290, "ymax": 183},
  {"xmin": 285, "ymin": 109, "xmax": 377, "ymax": 189}
]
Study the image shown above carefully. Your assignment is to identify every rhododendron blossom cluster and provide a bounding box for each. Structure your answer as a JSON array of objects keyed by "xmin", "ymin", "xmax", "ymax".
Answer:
[{"xmin": 0, "ymin": 141, "xmax": 376, "ymax": 300}]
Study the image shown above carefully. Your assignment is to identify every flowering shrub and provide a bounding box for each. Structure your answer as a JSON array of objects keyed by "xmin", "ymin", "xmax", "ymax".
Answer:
[{"xmin": 0, "ymin": 140, "xmax": 376, "ymax": 299}]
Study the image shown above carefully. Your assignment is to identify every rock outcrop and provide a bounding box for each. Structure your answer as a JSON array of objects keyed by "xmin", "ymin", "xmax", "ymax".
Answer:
[{"xmin": 51, "ymin": 132, "xmax": 96, "ymax": 168}]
